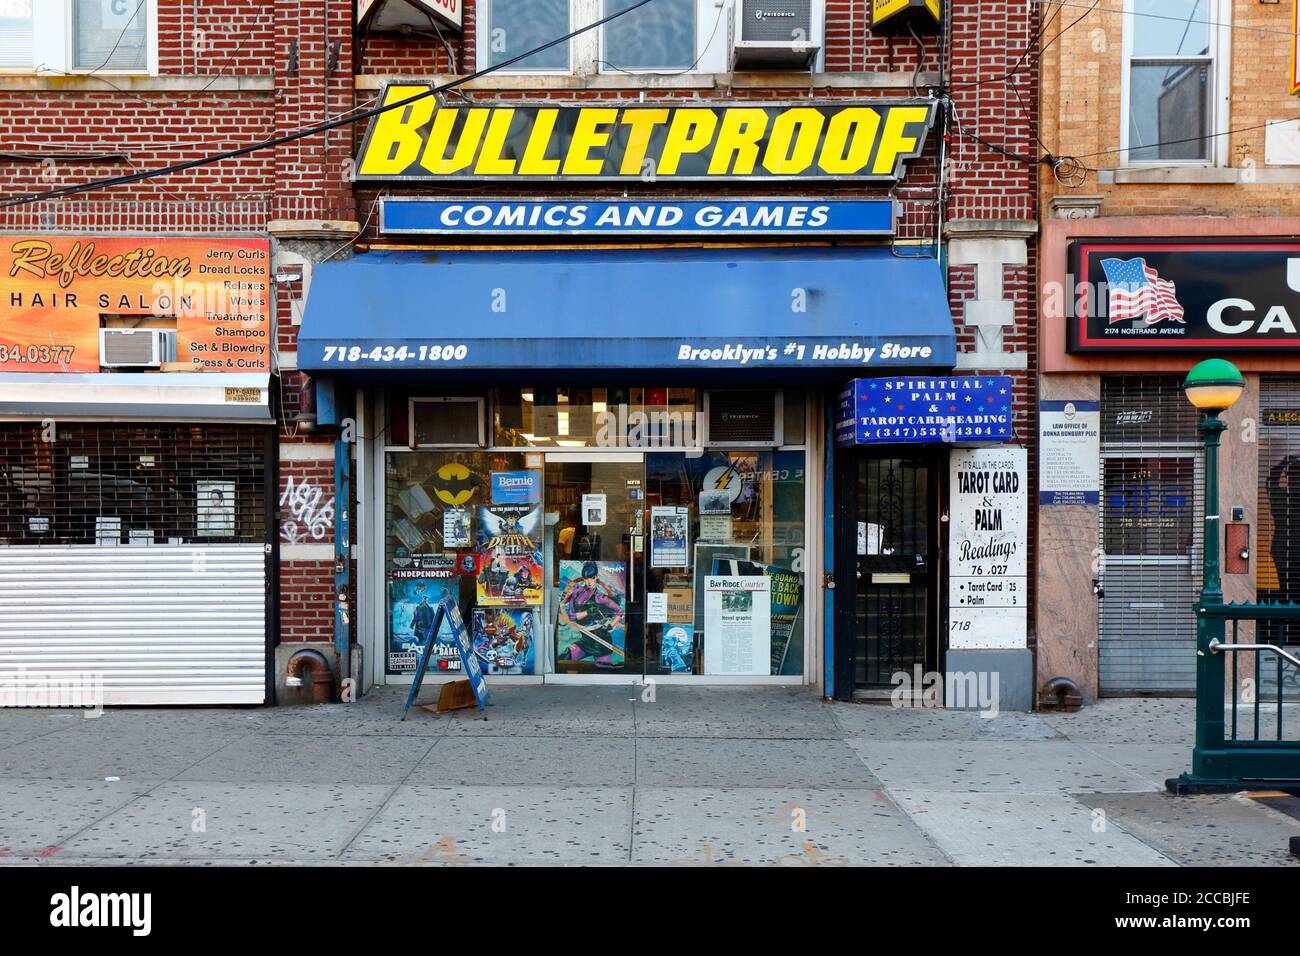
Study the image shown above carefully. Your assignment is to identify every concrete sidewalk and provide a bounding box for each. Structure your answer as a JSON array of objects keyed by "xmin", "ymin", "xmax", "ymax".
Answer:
[{"xmin": 0, "ymin": 686, "xmax": 1296, "ymax": 866}]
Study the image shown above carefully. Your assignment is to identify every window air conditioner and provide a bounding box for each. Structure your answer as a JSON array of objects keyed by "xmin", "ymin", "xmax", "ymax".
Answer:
[
  {"xmin": 99, "ymin": 329, "xmax": 177, "ymax": 368},
  {"xmin": 730, "ymin": 0, "xmax": 822, "ymax": 71},
  {"xmin": 704, "ymin": 390, "xmax": 783, "ymax": 447}
]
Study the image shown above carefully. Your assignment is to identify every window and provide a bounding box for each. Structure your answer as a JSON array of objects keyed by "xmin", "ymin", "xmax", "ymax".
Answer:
[
  {"xmin": 73, "ymin": 0, "xmax": 148, "ymax": 71},
  {"xmin": 479, "ymin": 0, "xmax": 572, "ymax": 72},
  {"xmin": 1123, "ymin": 0, "xmax": 1224, "ymax": 164},
  {"xmin": 601, "ymin": 0, "xmax": 697, "ymax": 71},
  {"xmin": 478, "ymin": 0, "xmax": 732, "ymax": 75},
  {"xmin": 0, "ymin": 1, "xmax": 33, "ymax": 69},
  {"xmin": 0, "ymin": 0, "xmax": 154, "ymax": 75}
]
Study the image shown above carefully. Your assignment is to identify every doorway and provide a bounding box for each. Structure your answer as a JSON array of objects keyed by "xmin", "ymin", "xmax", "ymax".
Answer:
[
  {"xmin": 545, "ymin": 453, "xmax": 646, "ymax": 675},
  {"xmin": 836, "ymin": 449, "xmax": 943, "ymax": 697}
]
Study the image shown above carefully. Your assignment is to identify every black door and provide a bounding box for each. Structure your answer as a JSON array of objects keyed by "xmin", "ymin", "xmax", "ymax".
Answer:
[{"xmin": 835, "ymin": 449, "xmax": 942, "ymax": 697}]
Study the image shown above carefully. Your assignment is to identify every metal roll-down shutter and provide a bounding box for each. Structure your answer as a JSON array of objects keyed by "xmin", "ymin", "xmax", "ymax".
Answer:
[
  {"xmin": 0, "ymin": 423, "xmax": 270, "ymax": 705},
  {"xmin": 1098, "ymin": 377, "xmax": 1203, "ymax": 695}
]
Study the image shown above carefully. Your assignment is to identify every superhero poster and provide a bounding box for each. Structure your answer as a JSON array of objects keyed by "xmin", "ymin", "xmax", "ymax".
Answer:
[
  {"xmin": 658, "ymin": 623, "xmax": 694, "ymax": 674},
  {"xmin": 470, "ymin": 607, "xmax": 536, "ymax": 675},
  {"xmin": 387, "ymin": 572, "xmax": 457, "ymax": 674},
  {"xmin": 475, "ymin": 504, "xmax": 543, "ymax": 606},
  {"xmin": 556, "ymin": 560, "xmax": 627, "ymax": 668}
]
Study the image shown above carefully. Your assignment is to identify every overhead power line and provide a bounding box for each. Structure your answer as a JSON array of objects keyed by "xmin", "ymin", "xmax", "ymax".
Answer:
[
  {"xmin": 1049, "ymin": 0, "xmax": 1300, "ymax": 40},
  {"xmin": 0, "ymin": 0, "xmax": 656, "ymax": 208}
]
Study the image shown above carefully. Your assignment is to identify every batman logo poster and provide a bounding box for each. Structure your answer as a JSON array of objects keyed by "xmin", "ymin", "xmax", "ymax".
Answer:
[{"xmin": 433, "ymin": 462, "xmax": 479, "ymax": 506}]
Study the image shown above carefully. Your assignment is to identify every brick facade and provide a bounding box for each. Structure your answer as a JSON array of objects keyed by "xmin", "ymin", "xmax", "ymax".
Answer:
[
  {"xmin": 1036, "ymin": 0, "xmax": 1300, "ymax": 703},
  {"xmin": 3, "ymin": 0, "xmax": 1039, "ymax": 700}
]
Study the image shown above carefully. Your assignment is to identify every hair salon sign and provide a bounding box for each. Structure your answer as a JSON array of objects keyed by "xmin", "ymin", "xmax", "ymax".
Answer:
[{"xmin": 1068, "ymin": 240, "xmax": 1300, "ymax": 352}]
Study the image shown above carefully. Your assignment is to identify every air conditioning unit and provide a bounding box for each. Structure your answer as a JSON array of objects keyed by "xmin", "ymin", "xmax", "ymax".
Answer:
[
  {"xmin": 730, "ymin": 0, "xmax": 822, "ymax": 71},
  {"xmin": 704, "ymin": 390, "xmax": 782, "ymax": 447},
  {"xmin": 99, "ymin": 329, "xmax": 177, "ymax": 368}
]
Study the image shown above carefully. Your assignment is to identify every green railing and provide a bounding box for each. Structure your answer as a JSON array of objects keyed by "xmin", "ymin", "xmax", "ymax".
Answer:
[
  {"xmin": 1168, "ymin": 380, "xmax": 1300, "ymax": 793},
  {"xmin": 1168, "ymin": 602, "xmax": 1300, "ymax": 792}
]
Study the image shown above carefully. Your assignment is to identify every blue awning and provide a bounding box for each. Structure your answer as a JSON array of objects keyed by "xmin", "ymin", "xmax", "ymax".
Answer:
[{"xmin": 297, "ymin": 246, "xmax": 955, "ymax": 373}]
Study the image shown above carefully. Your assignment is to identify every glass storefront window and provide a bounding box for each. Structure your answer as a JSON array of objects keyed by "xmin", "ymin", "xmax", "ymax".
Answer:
[
  {"xmin": 384, "ymin": 450, "xmax": 541, "ymax": 677},
  {"xmin": 383, "ymin": 445, "xmax": 806, "ymax": 680},
  {"xmin": 644, "ymin": 450, "xmax": 806, "ymax": 676}
]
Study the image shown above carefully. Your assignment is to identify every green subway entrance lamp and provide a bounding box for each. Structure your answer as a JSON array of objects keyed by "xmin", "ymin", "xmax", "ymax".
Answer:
[{"xmin": 1183, "ymin": 358, "xmax": 1245, "ymax": 604}]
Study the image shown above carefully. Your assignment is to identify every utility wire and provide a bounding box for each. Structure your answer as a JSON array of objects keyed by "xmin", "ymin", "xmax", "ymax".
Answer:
[
  {"xmin": 1, "ymin": 0, "xmax": 656, "ymax": 208},
  {"xmin": 1049, "ymin": 0, "xmax": 1300, "ymax": 40},
  {"xmin": 949, "ymin": 0, "xmax": 1095, "ymax": 93}
]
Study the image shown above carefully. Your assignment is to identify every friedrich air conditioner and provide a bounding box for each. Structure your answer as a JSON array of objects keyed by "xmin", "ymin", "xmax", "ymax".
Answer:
[
  {"xmin": 704, "ymin": 390, "xmax": 783, "ymax": 447},
  {"xmin": 730, "ymin": 0, "xmax": 822, "ymax": 70},
  {"xmin": 99, "ymin": 329, "xmax": 177, "ymax": 368}
]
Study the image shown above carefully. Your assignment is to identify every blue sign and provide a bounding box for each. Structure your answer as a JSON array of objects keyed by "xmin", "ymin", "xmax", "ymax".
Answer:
[
  {"xmin": 491, "ymin": 470, "xmax": 540, "ymax": 504},
  {"xmin": 380, "ymin": 199, "xmax": 894, "ymax": 236},
  {"xmin": 835, "ymin": 376, "xmax": 1014, "ymax": 445},
  {"xmin": 400, "ymin": 598, "xmax": 489, "ymax": 720}
]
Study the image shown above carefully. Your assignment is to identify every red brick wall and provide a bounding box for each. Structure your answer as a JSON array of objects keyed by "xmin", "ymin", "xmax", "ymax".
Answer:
[
  {"xmin": 353, "ymin": 0, "xmax": 1042, "ymax": 654},
  {"xmin": 0, "ymin": 1, "xmax": 352, "ymax": 660}
]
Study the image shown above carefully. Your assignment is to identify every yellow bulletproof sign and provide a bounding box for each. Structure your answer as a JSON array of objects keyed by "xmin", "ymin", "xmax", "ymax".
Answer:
[{"xmin": 355, "ymin": 88, "xmax": 936, "ymax": 182}]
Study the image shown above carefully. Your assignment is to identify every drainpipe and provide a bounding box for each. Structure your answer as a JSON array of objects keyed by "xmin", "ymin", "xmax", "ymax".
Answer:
[
  {"xmin": 315, "ymin": 377, "xmax": 350, "ymax": 694},
  {"xmin": 334, "ymin": 398, "xmax": 352, "ymax": 687}
]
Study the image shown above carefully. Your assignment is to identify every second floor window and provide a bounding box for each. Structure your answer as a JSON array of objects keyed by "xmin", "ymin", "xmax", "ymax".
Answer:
[
  {"xmin": 1124, "ymin": 0, "xmax": 1219, "ymax": 164},
  {"xmin": 601, "ymin": 0, "xmax": 696, "ymax": 71},
  {"xmin": 74, "ymin": 0, "xmax": 148, "ymax": 71},
  {"xmin": 0, "ymin": 0, "xmax": 32, "ymax": 68},
  {"xmin": 480, "ymin": 0, "xmax": 572, "ymax": 72},
  {"xmin": 0, "ymin": 0, "xmax": 152, "ymax": 74},
  {"xmin": 479, "ymin": 0, "xmax": 732, "ymax": 75}
]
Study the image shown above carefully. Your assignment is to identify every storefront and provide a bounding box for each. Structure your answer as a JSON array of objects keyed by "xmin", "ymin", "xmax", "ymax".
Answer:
[
  {"xmin": 297, "ymin": 243, "xmax": 958, "ymax": 690},
  {"xmin": 1037, "ymin": 221, "xmax": 1300, "ymax": 702},
  {"xmin": 830, "ymin": 376, "xmax": 1028, "ymax": 704},
  {"xmin": 0, "ymin": 236, "xmax": 276, "ymax": 706}
]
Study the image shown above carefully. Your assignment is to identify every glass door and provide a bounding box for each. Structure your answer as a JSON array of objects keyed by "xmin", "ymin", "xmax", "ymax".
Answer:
[{"xmin": 544, "ymin": 452, "xmax": 646, "ymax": 674}]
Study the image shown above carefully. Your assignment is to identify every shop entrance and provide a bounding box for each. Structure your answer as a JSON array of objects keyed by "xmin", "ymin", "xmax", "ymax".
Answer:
[
  {"xmin": 379, "ymin": 387, "xmax": 810, "ymax": 684},
  {"xmin": 835, "ymin": 450, "xmax": 942, "ymax": 696},
  {"xmin": 544, "ymin": 452, "xmax": 647, "ymax": 675}
]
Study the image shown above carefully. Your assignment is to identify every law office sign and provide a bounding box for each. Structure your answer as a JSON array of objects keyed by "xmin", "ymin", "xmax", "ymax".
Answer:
[
  {"xmin": 355, "ymin": 90, "xmax": 936, "ymax": 182},
  {"xmin": 1069, "ymin": 239, "xmax": 1300, "ymax": 352}
]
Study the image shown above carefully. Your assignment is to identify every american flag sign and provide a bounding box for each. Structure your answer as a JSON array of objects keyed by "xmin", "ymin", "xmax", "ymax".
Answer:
[{"xmin": 1100, "ymin": 257, "xmax": 1185, "ymax": 326}]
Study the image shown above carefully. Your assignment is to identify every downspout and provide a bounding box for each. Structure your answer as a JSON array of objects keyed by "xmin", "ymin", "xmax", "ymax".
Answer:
[
  {"xmin": 334, "ymin": 396, "xmax": 352, "ymax": 688},
  {"xmin": 314, "ymin": 376, "xmax": 350, "ymax": 695},
  {"xmin": 823, "ymin": 393, "xmax": 836, "ymax": 700}
]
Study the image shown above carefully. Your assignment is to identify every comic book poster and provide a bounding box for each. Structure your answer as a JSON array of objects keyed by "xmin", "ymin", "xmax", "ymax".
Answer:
[
  {"xmin": 442, "ymin": 506, "xmax": 471, "ymax": 548},
  {"xmin": 470, "ymin": 607, "xmax": 536, "ymax": 675},
  {"xmin": 387, "ymin": 570, "xmax": 458, "ymax": 674},
  {"xmin": 650, "ymin": 506, "xmax": 690, "ymax": 567},
  {"xmin": 556, "ymin": 560, "xmax": 627, "ymax": 667},
  {"xmin": 475, "ymin": 503, "xmax": 543, "ymax": 606},
  {"xmin": 658, "ymin": 623, "xmax": 694, "ymax": 674}
]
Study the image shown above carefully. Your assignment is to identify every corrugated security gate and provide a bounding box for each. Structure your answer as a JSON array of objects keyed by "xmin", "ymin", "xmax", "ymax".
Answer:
[
  {"xmin": 1259, "ymin": 378, "xmax": 1300, "ymax": 698},
  {"xmin": 0, "ymin": 423, "xmax": 271, "ymax": 705},
  {"xmin": 1098, "ymin": 377, "xmax": 1203, "ymax": 695}
]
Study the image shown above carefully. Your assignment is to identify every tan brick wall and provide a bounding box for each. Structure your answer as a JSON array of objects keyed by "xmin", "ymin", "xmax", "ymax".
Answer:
[{"xmin": 1040, "ymin": 0, "xmax": 1300, "ymax": 217}]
